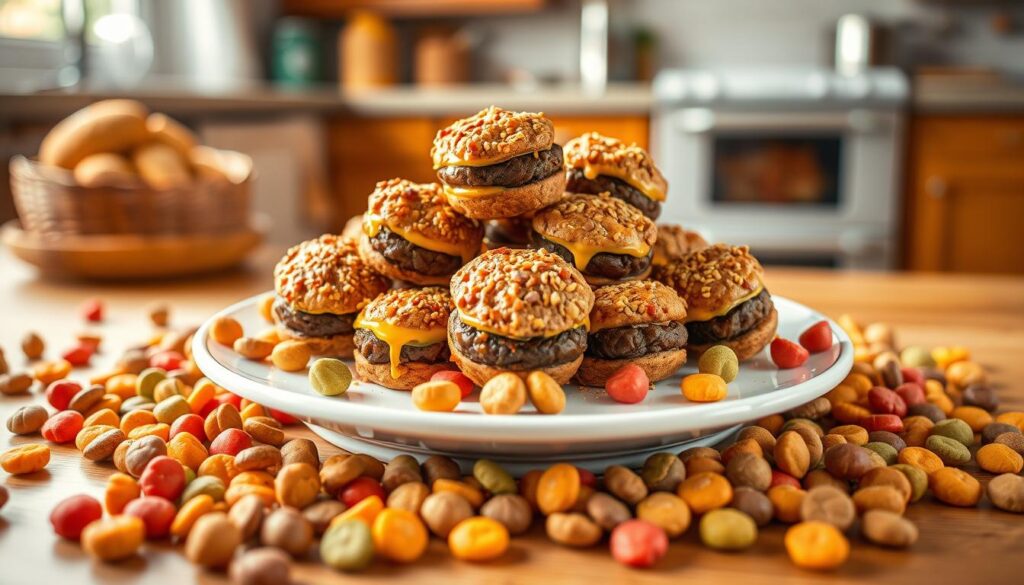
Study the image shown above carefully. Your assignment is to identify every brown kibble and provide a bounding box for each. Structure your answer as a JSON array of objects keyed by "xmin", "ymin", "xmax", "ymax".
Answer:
[
  {"xmin": 730, "ymin": 486, "xmax": 773, "ymax": 527},
  {"xmin": 774, "ymin": 431, "xmax": 811, "ymax": 479},
  {"xmin": 22, "ymin": 332, "xmax": 45, "ymax": 360},
  {"xmin": 604, "ymin": 465, "xmax": 648, "ymax": 505},
  {"xmin": 421, "ymin": 491, "xmax": 474, "ymax": 538},
  {"xmin": 243, "ymin": 416, "xmax": 285, "ymax": 447},
  {"xmin": 852, "ymin": 485, "xmax": 906, "ymax": 515},
  {"xmin": 148, "ymin": 303, "xmax": 170, "ymax": 327},
  {"xmin": 422, "ymin": 455, "xmax": 461, "ymax": 487},
  {"xmin": 185, "ymin": 512, "xmax": 242, "ymax": 568},
  {"xmin": 6, "ymin": 405, "xmax": 49, "ymax": 435},
  {"xmin": 204, "ymin": 403, "xmax": 243, "ymax": 441},
  {"xmin": 584, "ymin": 492, "xmax": 631, "ymax": 531},
  {"xmin": 281, "ymin": 438, "xmax": 319, "ymax": 469},
  {"xmin": 210, "ymin": 317, "xmax": 244, "ymax": 347},
  {"xmin": 320, "ymin": 454, "xmax": 365, "ymax": 496},
  {"xmin": 0, "ymin": 373, "xmax": 33, "ymax": 396},
  {"xmin": 861, "ymin": 509, "xmax": 918, "ymax": 547},
  {"xmin": 725, "ymin": 452, "xmax": 772, "ymax": 492},
  {"xmin": 800, "ymin": 486, "xmax": 856, "ymax": 530},
  {"xmin": 387, "ymin": 482, "xmax": 430, "ymax": 515},
  {"xmin": 235, "ymin": 445, "xmax": 283, "ymax": 473},
  {"xmin": 302, "ymin": 499, "xmax": 347, "ymax": 535},
  {"xmin": 546, "ymin": 512, "xmax": 603, "ymax": 547}
]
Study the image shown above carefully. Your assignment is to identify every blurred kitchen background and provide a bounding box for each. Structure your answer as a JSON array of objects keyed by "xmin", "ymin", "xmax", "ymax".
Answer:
[{"xmin": 2, "ymin": 0, "xmax": 1023, "ymax": 274}]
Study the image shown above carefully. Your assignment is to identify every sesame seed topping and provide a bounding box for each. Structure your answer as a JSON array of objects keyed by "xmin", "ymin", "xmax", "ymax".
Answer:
[
  {"xmin": 431, "ymin": 106, "xmax": 554, "ymax": 167},
  {"xmin": 564, "ymin": 132, "xmax": 668, "ymax": 196},
  {"xmin": 366, "ymin": 178, "xmax": 482, "ymax": 246},
  {"xmin": 274, "ymin": 234, "xmax": 390, "ymax": 315},
  {"xmin": 358, "ymin": 286, "xmax": 453, "ymax": 330},
  {"xmin": 652, "ymin": 243, "xmax": 764, "ymax": 313}
]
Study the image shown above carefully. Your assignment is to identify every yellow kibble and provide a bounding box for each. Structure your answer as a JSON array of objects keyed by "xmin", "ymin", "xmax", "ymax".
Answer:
[
  {"xmin": 448, "ymin": 517, "xmax": 510, "ymax": 561},
  {"xmin": 210, "ymin": 316, "xmax": 244, "ymax": 347},
  {"xmin": 785, "ymin": 521, "xmax": 850, "ymax": 570},
  {"xmin": 526, "ymin": 370, "xmax": 566, "ymax": 414},
  {"xmin": 411, "ymin": 380, "xmax": 461, "ymax": 412}
]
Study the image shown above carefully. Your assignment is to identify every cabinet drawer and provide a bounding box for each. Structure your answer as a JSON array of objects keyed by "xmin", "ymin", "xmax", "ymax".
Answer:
[{"xmin": 913, "ymin": 116, "xmax": 1024, "ymax": 160}]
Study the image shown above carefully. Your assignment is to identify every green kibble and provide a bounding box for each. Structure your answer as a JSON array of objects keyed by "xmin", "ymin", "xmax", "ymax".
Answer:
[
  {"xmin": 890, "ymin": 464, "xmax": 928, "ymax": 502},
  {"xmin": 930, "ymin": 419, "xmax": 974, "ymax": 447},
  {"xmin": 926, "ymin": 435, "xmax": 971, "ymax": 466},
  {"xmin": 900, "ymin": 346, "xmax": 935, "ymax": 369},
  {"xmin": 698, "ymin": 345, "xmax": 739, "ymax": 383},
  {"xmin": 136, "ymin": 368, "xmax": 167, "ymax": 400},
  {"xmin": 699, "ymin": 508, "xmax": 758, "ymax": 551},
  {"xmin": 473, "ymin": 459, "xmax": 517, "ymax": 495},
  {"xmin": 309, "ymin": 358, "xmax": 353, "ymax": 397},
  {"xmin": 864, "ymin": 442, "xmax": 898, "ymax": 466},
  {"xmin": 153, "ymin": 395, "xmax": 191, "ymax": 424},
  {"xmin": 321, "ymin": 519, "xmax": 374, "ymax": 572},
  {"xmin": 181, "ymin": 475, "xmax": 225, "ymax": 504}
]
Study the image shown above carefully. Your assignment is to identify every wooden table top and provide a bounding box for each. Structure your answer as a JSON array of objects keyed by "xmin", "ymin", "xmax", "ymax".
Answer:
[{"xmin": 2, "ymin": 245, "xmax": 1024, "ymax": 585}]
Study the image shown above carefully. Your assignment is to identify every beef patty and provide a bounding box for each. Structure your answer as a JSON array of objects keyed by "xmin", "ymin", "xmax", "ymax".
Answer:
[
  {"xmin": 566, "ymin": 169, "xmax": 661, "ymax": 220},
  {"xmin": 686, "ymin": 288, "xmax": 774, "ymax": 345},
  {"xmin": 531, "ymin": 231, "xmax": 653, "ymax": 281},
  {"xmin": 586, "ymin": 321, "xmax": 688, "ymax": 360},
  {"xmin": 369, "ymin": 227, "xmax": 463, "ymax": 277},
  {"xmin": 448, "ymin": 312, "xmax": 587, "ymax": 369},
  {"xmin": 438, "ymin": 144, "xmax": 563, "ymax": 188},
  {"xmin": 273, "ymin": 297, "xmax": 356, "ymax": 338},
  {"xmin": 353, "ymin": 329, "xmax": 450, "ymax": 364}
]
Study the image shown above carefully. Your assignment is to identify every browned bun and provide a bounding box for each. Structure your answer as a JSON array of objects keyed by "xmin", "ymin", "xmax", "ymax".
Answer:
[
  {"xmin": 273, "ymin": 324, "xmax": 355, "ymax": 358},
  {"xmin": 274, "ymin": 234, "xmax": 390, "ymax": 316},
  {"xmin": 357, "ymin": 234, "xmax": 451, "ymax": 286},
  {"xmin": 653, "ymin": 224, "xmax": 708, "ymax": 266},
  {"xmin": 341, "ymin": 214, "xmax": 364, "ymax": 241},
  {"xmin": 653, "ymin": 243, "xmax": 764, "ymax": 315},
  {"xmin": 448, "ymin": 339, "xmax": 583, "ymax": 386},
  {"xmin": 444, "ymin": 171, "xmax": 565, "ymax": 220},
  {"xmin": 353, "ymin": 349, "xmax": 452, "ymax": 391},
  {"xmin": 431, "ymin": 107, "xmax": 555, "ymax": 168},
  {"xmin": 589, "ymin": 280, "xmax": 687, "ymax": 330},
  {"xmin": 687, "ymin": 307, "xmax": 778, "ymax": 362},
  {"xmin": 563, "ymin": 132, "xmax": 668, "ymax": 202},
  {"xmin": 574, "ymin": 349, "xmax": 687, "ymax": 387}
]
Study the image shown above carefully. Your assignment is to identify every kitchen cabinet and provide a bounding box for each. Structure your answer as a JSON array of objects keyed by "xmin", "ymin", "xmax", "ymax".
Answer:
[
  {"xmin": 325, "ymin": 114, "xmax": 649, "ymax": 228},
  {"xmin": 283, "ymin": 0, "xmax": 546, "ymax": 18},
  {"xmin": 905, "ymin": 115, "xmax": 1024, "ymax": 274}
]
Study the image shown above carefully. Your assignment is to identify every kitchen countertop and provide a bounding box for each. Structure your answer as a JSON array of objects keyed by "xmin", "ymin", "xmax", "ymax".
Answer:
[
  {"xmin": 2, "ymin": 245, "xmax": 1024, "ymax": 584},
  {"xmin": 913, "ymin": 75, "xmax": 1024, "ymax": 113},
  {"xmin": 0, "ymin": 81, "xmax": 654, "ymax": 121}
]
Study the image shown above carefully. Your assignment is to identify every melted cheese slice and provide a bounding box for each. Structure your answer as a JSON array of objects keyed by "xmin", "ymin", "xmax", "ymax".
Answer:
[
  {"xmin": 457, "ymin": 310, "xmax": 589, "ymax": 341},
  {"xmin": 685, "ymin": 282, "xmax": 764, "ymax": 323},
  {"xmin": 353, "ymin": 313, "xmax": 447, "ymax": 379},
  {"xmin": 579, "ymin": 163, "xmax": 666, "ymax": 202},
  {"xmin": 363, "ymin": 214, "xmax": 474, "ymax": 263},
  {"xmin": 541, "ymin": 233, "xmax": 651, "ymax": 272},
  {"xmin": 434, "ymin": 150, "xmax": 537, "ymax": 170},
  {"xmin": 442, "ymin": 185, "xmax": 508, "ymax": 200}
]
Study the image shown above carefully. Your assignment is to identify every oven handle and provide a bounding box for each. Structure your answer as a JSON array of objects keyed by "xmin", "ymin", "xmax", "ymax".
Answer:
[{"xmin": 673, "ymin": 108, "xmax": 886, "ymax": 134}]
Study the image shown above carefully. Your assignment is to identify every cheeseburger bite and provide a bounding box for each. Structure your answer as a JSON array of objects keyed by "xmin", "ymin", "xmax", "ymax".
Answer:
[
  {"xmin": 531, "ymin": 193, "xmax": 657, "ymax": 286},
  {"xmin": 654, "ymin": 244, "xmax": 776, "ymax": 361},
  {"xmin": 359, "ymin": 178, "xmax": 483, "ymax": 285},
  {"xmin": 575, "ymin": 281, "xmax": 688, "ymax": 387},
  {"xmin": 273, "ymin": 235, "xmax": 390, "ymax": 357},
  {"xmin": 432, "ymin": 107, "xmax": 565, "ymax": 219},
  {"xmin": 448, "ymin": 248, "xmax": 595, "ymax": 385},
  {"xmin": 563, "ymin": 132, "xmax": 668, "ymax": 220},
  {"xmin": 653, "ymin": 223, "xmax": 708, "ymax": 267},
  {"xmin": 353, "ymin": 287, "xmax": 453, "ymax": 390}
]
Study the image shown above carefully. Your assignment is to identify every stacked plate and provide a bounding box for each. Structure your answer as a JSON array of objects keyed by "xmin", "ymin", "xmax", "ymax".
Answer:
[{"xmin": 193, "ymin": 293, "xmax": 852, "ymax": 474}]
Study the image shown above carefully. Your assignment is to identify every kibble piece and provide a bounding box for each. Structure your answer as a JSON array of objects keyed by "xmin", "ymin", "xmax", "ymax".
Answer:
[
  {"xmin": 698, "ymin": 345, "xmax": 739, "ymax": 382},
  {"xmin": 303, "ymin": 499, "xmax": 348, "ymax": 535},
  {"xmin": 774, "ymin": 431, "xmax": 811, "ymax": 479},
  {"xmin": 229, "ymin": 547, "xmax": 291, "ymax": 585},
  {"xmin": 186, "ymin": 512, "xmax": 242, "ymax": 568},
  {"xmin": 210, "ymin": 317, "xmax": 244, "ymax": 347},
  {"xmin": 309, "ymin": 359, "xmax": 353, "ymax": 396},
  {"xmin": 699, "ymin": 508, "xmax": 757, "ymax": 551},
  {"xmin": 929, "ymin": 467, "xmax": 981, "ymax": 507},
  {"xmin": 859, "ymin": 467, "xmax": 912, "ymax": 504},
  {"xmin": 22, "ymin": 332, "xmax": 45, "ymax": 359},
  {"xmin": 546, "ymin": 513, "xmax": 602, "ymax": 547},
  {"xmin": 481, "ymin": 494, "xmax": 534, "ymax": 535},
  {"xmin": 889, "ymin": 464, "xmax": 928, "ymax": 503},
  {"xmin": 976, "ymin": 443, "xmax": 1024, "ymax": 474},
  {"xmin": 987, "ymin": 474, "xmax": 1024, "ymax": 513},
  {"xmin": 321, "ymin": 519, "xmax": 374, "ymax": 572},
  {"xmin": 234, "ymin": 337, "xmax": 274, "ymax": 360},
  {"xmin": 799, "ymin": 486, "xmax": 855, "ymax": 530},
  {"xmin": 480, "ymin": 373, "xmax": 526, "ymax": 414},
  {"xmin": 537, "ymin": 463, "xmax": 581, "ymax": 515},
  {"xmin": 636, "ymin": 492, "xmax": 691, "ymax": 537},
  {"xmin": 584, "ymin": 492, "xmax": 631, "ymax": 532},
  {"xmin": 421, "ymin": 491, "xmax": 474, "ymax": 538},
  {"xmin": 527, "ymin": 370, "xmax": 566, "ymax": 414},
  {"xmin": 271, "ymin": 340, "xmax": 311, "ymax": 372},
  {"xmin": 604, "ymin": 465, "xmax": 648, "ymax": 505},
  {"xmin": 260, "ymin": 507, "xmax": 313, "ymax": 558},
  {"xmin": 925, "ymin": 435, "xmax": 971, "ymax": 466},
  {"xmin": 861, "ymin": 509, "xmax": 918, "ymax": 548},
  {"xmin": 729, "ymin": 487, "xmax": 773, "ymax": 527},
  {"xmin": 677, "ymin": 472, "xmax": 733, "ymax": 515},
  {"xmin": 1, "ymin": 443, "xmax": 50, "ymax": 474},
  {"xmin": 725, "ymin": 452, "xmax": 771, "ymax": 492},
  {"xmin": 641, "ymin": 452, "xmax": 686, "ymax": 492},
  {"xmin": 0, "ymin": 372, "xmax": 33, "ymax": 396},
  {"xmin": 785, "ymin": 521, "xmax": 849, "ymax": 571},
  {"xmin": 7, "ymin": 405, "xmax": 49, "ymax": 435},
  {"xmin": 81, "ymin": 515, "xmax": 145, "ymax": 562}
]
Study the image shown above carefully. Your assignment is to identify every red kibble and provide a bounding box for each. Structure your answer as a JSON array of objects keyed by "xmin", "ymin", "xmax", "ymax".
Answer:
[
  {"xmin": 149, "ymin": 351, "xmax": 185, "ymax": 372},
  {"xmin": 198, "ymin": 400, "xmax": 219, "ymax": 418},
  {"xmin": 771, "ymin": 338, "xmax": 809, "ymax": 369},
  {"xmin": 798, "ymin": 321, "xmax": 833, "ymax": 354},
  {"xmin": 209, "ymin": 428, "xmax": 252, "ymax": 456},
  {"xmin": 50, "ymin": 494, "xmax": 103, "ymax": 540},
  {"xmin": 214, "ymin": 392, "xmax": 243, "ymax": 409},
  {"xmin": 41, "ymin": 410, "xmax": 84, "ymax": 444},
  {"xmin": 61, "ymin": 345, "xmax": 94, "ymax": 367},
  {"xmin": 81, "ymin": 299, "xmax": 103, "ymax": 322},
  {"xmin": 123, "ymin": 496, "xmax": 176, "ymax": 538},
  {"xmin": 860, "ymin": 414, "xmax": 904, "ymax": 434},
  {"xmin": 268, "ymin": 408, "xmax": 299, "ymax": 426},
  {"xmin": 169, "ymin": 414, "xmax": 206, "ymax": 442},
  {"xmin": 770, "ymin": 469, "xmax": 801, "ymax": 489},
  {"xmin": 867, "ymin": 386, "xmax": 907, "ymax": 417},
  {"xmin": 431, "ymin": 370, "xmax": 475, "ymax": 398},
  {"xmin": 139, "ymin": 456, "xmax": 186, "ymax": 501},
  {"xmin": 895, "ymin": 382, "xmax": 927, "ymax": 407},
  {"xmin": 610, "ymin": 519, "xmax": 669, "ymax": 568},
  {"xmin": 605, "ymin": 364, "xmax": 650, "ymax": 404},
  {"xmin": 901, "ymin": 367, "xmax": 925, "ymax": 386},
  {"xmin": 340, "ymin": 477, "xmax": 386, "ymax": 508},
  {"xmin": 577, "ymin": 467, "xmax": 597, "ymax": 489},
  {"xmin": 46, "ymin": 379, "xmax": 81, "ymax": 410}
]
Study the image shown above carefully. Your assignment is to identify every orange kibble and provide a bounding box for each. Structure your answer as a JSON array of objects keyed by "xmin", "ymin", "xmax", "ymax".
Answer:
[
  {"xmin": 198, "ymin": 454, "xmax": 239, "ymax": 485},
  {"xmin": 931, "ymin": 346, "xmax": 970, "ymax": 370},
  {"xmin": 434, "ymin": 478, "xmax": 485, "ymax": 509},
  {"xmin": 127, "ymin": 423, "xmax": 170, "ymax": 442},
  {"xmin": 120, "ymin": 410, "xmax": 157, "ymax": 436},
  {"xmin": 676, "ymin": 471, "xmax": 733, "ymax": 515},
  {"xmin": 186, "ymin": 380, "xmax": 217, "ymax": 414},
  {"xmin": 901, "ymin": 416, "xmax": 935, "ymax": 447},
  {"xmin": 785, "ymin": 521, "xmax": 850, "ymax": 570},
  {"xmin": 976, "ymin": 443, "xmax": 1024, "ymax": 474},
  {"xmin": 210, "ymin": 316, "xmax": 244, "ymax": 347},
  {"xmin": 929, "ymin": 467, "xmax": 981, "ymax": 507},
  {"xmin": 825, "ymin": 384, "xmax": 858, "ymax": 406},
  {"xmin": 334, "ymin": 495, "xmax": 384, "ymax": 527},
  {"xmin": 32, "ymin": 360, "xmax": 72, "ymax": 384},
  {"xmin": 841, "ymin": 372, "xmax": 873, "ymax": 395},
  {"xmin": 224, "ymin": 483, "xmax": 275, "ymax": 507},
  {"xmin": 0, "ymin": 443, "xmax": 50, "ymax": 474},
  {"xmin": 995, "ymin": 412, "xmax": 1024, "ymax": 432},
  {"xmin": 535, "ymin": 463, "xmax": 581, "ymax": 515},
  {"xmin": 240, "ymin": 402, "xmax": 267, "ymax": 421},
  {"xmin": 105, "ymin": 373, "xmax": 139, "ymax": 399},
  {"xmin": 104, "ymin": 472, "xmax": 141, "ymax": 514},
  {"xmin": 168, "ymin": 432, "xmax": 209, "ymax": 471},
  {"xmin": 170, "ymin": 494, "xmax": 215, "ymax": 539},
  {"xmin": 950, "ymin": 406, "xmax": 993, "ymax": 433},
  {"xmin": 756, "ymin": 414, "xmax": 785, "ymax": 436},
  {"xmin": 448, "ymin": 516, "xmax": 510, "ymax": 561},
  {"xmin": 831, "ymin": 402, "xmax": 871, "ymax": 424},
  {"xmin": 768, "ymin": 485, "xmax": 807, "ymax": 524},
  {"xmin": 681, "ymin": 373, "xmax": 728, "ymax": 403},
  {"xmin": 83, "ymin": 408, "xmax": 120, "ymax": 428},
  {"xmin": 897, "ymin": 446, "xmax": 944, "ymax": 475},
  {"xmin": 84, "ymin": 394, "xmax": 122, "ymax": 419},
  {"xmin": 372, "ymin": 508, "xmax": 428, "ymax": 563}
]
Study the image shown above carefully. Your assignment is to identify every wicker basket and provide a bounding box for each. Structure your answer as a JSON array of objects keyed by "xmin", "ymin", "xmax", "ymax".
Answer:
[{"xmin": 10, "ymin": 153, "xmax": 253, "ymax": 236}]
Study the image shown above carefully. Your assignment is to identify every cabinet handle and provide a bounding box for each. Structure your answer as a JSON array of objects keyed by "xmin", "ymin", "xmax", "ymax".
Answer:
[{"xmin": 926, "ymin": 176, "xmax": 947, "ymax": 199}]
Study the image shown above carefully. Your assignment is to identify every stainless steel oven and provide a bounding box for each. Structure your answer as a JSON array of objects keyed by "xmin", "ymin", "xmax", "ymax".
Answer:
[{"xmin": 654, "ymin": 68, "xmax": 908, "ymax": 269}]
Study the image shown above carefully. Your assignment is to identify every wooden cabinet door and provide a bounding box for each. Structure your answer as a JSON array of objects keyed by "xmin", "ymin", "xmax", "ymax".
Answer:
[{"xmin": 906, "ymin": 116, "xmax": 1024, "ymax": 274}]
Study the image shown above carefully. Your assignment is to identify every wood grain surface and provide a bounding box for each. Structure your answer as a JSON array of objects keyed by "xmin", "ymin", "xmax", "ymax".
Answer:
[{"xmin": 1, "ymin": 245, "xmax": 1023, "ymax": 585}]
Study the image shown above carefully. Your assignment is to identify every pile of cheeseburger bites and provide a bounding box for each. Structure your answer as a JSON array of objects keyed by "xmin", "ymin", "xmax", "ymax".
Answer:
[{"xmin": 272, "ymin": 106, "xmax": 778, "ymax": 396}]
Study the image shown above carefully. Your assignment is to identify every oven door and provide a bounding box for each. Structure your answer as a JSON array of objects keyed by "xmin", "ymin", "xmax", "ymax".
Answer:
[{"xmin": 657, "ymin": 107, "xmax": 902, "ymax": 231}]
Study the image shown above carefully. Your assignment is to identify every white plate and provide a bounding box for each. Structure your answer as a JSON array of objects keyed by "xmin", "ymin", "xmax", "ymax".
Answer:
[{"xmin": 193, "ymin": 293, "xmax": 852, "ymax": 470}]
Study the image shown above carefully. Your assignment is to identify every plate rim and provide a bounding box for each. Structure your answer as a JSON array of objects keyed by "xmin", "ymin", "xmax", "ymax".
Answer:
[{"xmin": 192, "ymin": 292, "xmax": 853, "ymax": 443}]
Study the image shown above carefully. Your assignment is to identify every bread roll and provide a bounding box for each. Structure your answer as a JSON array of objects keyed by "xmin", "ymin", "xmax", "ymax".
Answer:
[
  {"xmin": 132, "ymin": 142, "xmax": 192, "ymax": 190},
  {"xmin": 146, "ymin": 113, "xmax": 198, "ymax": 158},
  {"xmin": 73, "ymin": 153, "xmax": 137, "ymax": 188},
  {"xmin": 39, "ymin": 99, "xmax": 150, "ymax": 168}
]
